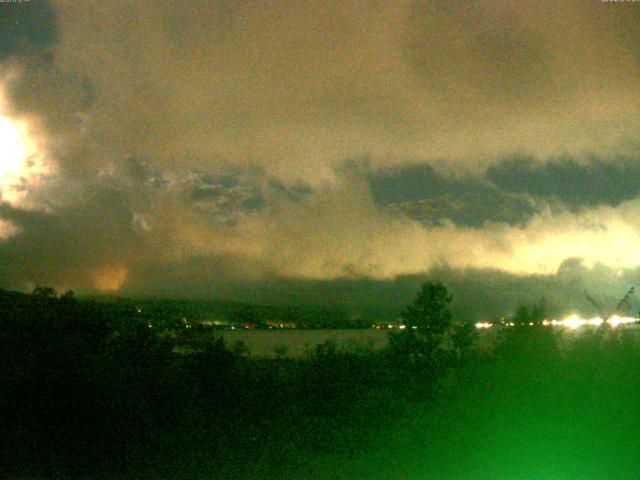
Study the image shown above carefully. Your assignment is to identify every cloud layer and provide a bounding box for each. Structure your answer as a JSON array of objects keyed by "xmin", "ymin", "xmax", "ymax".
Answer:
[{"xmin": 1, "ymin": 0, "xmax": 640, "ymax": 318}]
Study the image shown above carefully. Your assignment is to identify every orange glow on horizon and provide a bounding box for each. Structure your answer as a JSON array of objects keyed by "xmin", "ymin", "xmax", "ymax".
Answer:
[{"xmin": 93, "ymin": 265, "xmax": 129, "ymax": 292}]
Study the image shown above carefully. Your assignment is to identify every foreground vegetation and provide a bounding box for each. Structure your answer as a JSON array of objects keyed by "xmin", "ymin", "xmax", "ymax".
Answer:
[{"xmin": 2, "ymin": 286, "xmax": 640, "ymax": 479}]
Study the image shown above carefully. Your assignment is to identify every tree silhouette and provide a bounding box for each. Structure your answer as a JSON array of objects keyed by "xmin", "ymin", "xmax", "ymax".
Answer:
[
  {"xmin": 513, "ymin": 304, "xmax": 531, "ymax": 326},
  {"xmin": 401, "ymin": 281, "xmax": 453, "ymax": 335},
  {"xmin": 32, "ymin": 286, "xmax": 57, "ymax": 299},
  {"xmin": 530, "ymin": 299, "xmax": 546, "ymax": 324},
  {"xmin": 60, "ymin": 290, "xmax": 76, "ymax": 302},
  {"xmin": 513, "ymin": 299, "xmax": 546, "ymax": 326}
]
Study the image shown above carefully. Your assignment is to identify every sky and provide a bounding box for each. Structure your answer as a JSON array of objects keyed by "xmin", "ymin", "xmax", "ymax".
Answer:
[{"xmin": 1, "ymin": 0, "xmax": 640, "ymax": 319}]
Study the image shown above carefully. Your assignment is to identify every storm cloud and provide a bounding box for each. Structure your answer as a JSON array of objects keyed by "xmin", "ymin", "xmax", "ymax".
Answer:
[{"xmin": 1, "ymin": 0, "xmax": 640, "ymax": 318}]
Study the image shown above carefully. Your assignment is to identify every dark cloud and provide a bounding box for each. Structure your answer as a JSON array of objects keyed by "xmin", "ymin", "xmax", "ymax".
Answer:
[
  {"xmin": 187, "ymin": 170, "xmax": 264, "ymax": 224},
  {"xmin": 369, "ymin": 154, "xmax": 640, "ymax": 228},
  {"xmin": 0, "ymin": 0, "xmax": 57, "ymax": 61},
  {"xmin": 0, "ymin": 189, "xmax": 145, "ymax": 291},
  {"xmin": 368, "ymin": 163, "xmax": 537, "ymax": 227},
  {"xmin": 487, "ymin": 156, "xmax": 640, "ymax": 210},
  {"xmin": 369, "ymin": 164, "xmax": 458, "ymax": 204},
  {"xmin": 0, "ymin": 0, "xmax": 91, "ymax": 121},
  {"xmin": 120, "ymin": 156, "xmax": 169, "ymax": 191},
  {"xmin": 268, "ymin": 180, "xmax": 313, "ymax": 203}
]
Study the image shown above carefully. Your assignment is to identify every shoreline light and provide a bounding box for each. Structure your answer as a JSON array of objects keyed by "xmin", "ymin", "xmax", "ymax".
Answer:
[
  {"xmin": 475, "ymin": 322, "xmax": 493, "ymax": 329},
  {"xmin": 474, "ymin": 315, "xmax": 637, "ymax": 330}
]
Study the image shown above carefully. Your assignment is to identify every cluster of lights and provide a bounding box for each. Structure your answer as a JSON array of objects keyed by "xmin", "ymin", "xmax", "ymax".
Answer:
[
  {"xmin": 372, "ymin": 324, "xmax": 418, "ymax": 330},
  {"xmin": 475, "ymin": 322, "xmax": 493, "ymax": 329},
  {"xmin": 475, "ymin": 314, "xmax": 638, "ymax": 330}
]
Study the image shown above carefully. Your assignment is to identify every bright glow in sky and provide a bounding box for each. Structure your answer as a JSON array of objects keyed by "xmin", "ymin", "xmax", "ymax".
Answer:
[
  {"xmin": 93, "ymin": 265, "xmax": 129, "ymax": 292},
  {"xmin": 0, "ymin": 85, "xmax": 49, "ymax": 208},
  {"xmin": 0, "ymin": 114, "xmax": 29, "ymax": 178},
  {"xmin": 0, "ymin": 115, "xmax": 34, "ymax": 207}
]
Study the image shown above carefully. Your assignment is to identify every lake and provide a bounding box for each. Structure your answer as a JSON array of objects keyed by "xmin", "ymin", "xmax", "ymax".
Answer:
[
  {"xmin": 218, "ymin": 328, "xmax": 389, "ymax": 358},
  {"xmin": 216, "ymin": 324, "xmax": 640, "ymax": 358}
]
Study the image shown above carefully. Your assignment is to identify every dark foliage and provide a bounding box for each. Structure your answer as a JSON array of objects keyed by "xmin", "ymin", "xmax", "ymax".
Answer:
[
  {"xmin": 3, "ymin": 285, "xmax": 640, "ymax": 479},
  {"xmin": 400, "ymin": 281, "xmax": 453, "ymax": 334},
  {"xmin": 0, "ymin": 288, "xmax": 445, "ymax": 479}
]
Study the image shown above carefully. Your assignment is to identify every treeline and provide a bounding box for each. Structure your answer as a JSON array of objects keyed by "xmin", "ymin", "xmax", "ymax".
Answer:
[
  {"xmin": 91, "ymin": 296, "xmax": 375, "ymax": 329},
  {"xmin": 0, "ymin": 284, "xmax": 460, "ymax": 478},
  {"xmin": 2, "ymin": 284, "xmax": 640, "ymax": 479}
]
